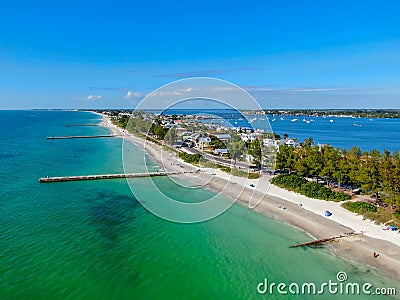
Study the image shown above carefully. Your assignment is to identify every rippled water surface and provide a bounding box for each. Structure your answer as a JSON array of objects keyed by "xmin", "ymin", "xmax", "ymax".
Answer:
[{"xmin": 0, "ymin": 111, "xmax": 398, "ymax": 299}]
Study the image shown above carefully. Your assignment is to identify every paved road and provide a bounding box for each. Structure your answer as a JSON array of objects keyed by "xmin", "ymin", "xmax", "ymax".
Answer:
[{"xmin": 181, "ymin": 147, "xmax": 253, "ymax": 170}]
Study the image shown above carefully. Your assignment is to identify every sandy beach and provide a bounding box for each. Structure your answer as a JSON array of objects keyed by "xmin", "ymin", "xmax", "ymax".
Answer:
[{"xmin": 95, "ymin": 112, "xmax": 400, "ymax": 281}]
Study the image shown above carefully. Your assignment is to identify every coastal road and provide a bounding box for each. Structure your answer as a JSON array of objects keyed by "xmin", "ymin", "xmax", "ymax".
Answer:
[{"xmin": 181, "ymin": 147, "xmax": 253, "ymax": 170}]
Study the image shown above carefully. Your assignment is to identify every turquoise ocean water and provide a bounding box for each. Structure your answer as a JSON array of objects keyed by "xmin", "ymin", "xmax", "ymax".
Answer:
[{"xmin": 0, "ymin": 110, "xmax": 398, "ymax": 299}]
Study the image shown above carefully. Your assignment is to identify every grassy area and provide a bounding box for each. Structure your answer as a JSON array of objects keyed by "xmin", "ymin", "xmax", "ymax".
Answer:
[
  {"xmin": 342, "ymin": 201, "xmax": 377, "ymax": 213},
  {"xmin": 231, "ymin": 168, "xmax": 259, "ymax": 179},
  {"xmin": 363, "ymin": 208, "xmax": 400, "ymax": 227},
  {"xmin": 199, "ymin": 162, "xmax": 260, "ymax": 179},
  {"xmin": 178, "ymin": 153, "xmax": 202, "ymax": 164},
  {"xmin": 200, "ymin": 161, "xmax": 219, "ymax": 169},
  {"xmin": 219, "ymin": 166, "xmax": 231, "ymax": 173},
  {"xmin": 342, "ymin": 202, "xmax": 400, "ymax": 227},
  {"xmin": 162, "ymin": 145, "xmax": 179, "ymax": 154},
  {"xmin": 271, "ymin": 174, "xmax": 351, "ymax": 201}
]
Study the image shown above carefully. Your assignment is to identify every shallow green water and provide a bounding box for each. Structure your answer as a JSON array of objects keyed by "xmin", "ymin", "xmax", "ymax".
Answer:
[{"xmin": 0, "ymin": 111, "xmax": 398, "ymax": 299}]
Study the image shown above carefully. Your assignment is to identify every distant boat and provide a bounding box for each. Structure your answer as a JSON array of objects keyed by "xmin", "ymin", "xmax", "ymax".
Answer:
[
  {"xmin": 291, "ymin": 118, "xmax": 298, "ymax": 122},
  {"xmin": 353, "ymin": 123, "xmax": 362, "ymax": 127},
  {"xmin": 306, "ymin": 120, "xmax": 311, "ymax": 124},
  {"xmin": 329, "ymin": 119, "xmax": 334, "ymax": 123},
  {"xmin": 271, "ymin": 118, "xmax": 276, "ymax": 122},
  {"xmin": 280, "ymin": 117, "xmax": 285, "ymax": 121}
]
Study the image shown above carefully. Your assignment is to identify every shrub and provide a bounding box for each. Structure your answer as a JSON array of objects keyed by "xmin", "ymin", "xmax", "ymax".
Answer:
[
  {"xmin": 178, "ymin": 153, "xmax": 202, "ymax": 164},
  {"xmin": 342, "ymin": 201, "xmax": 378, "ymax": 214},
  {"xmin": 219, "ymin": 166, "xmax": 232, "ymax": 173},
  {"xmin": 248, "ymin": 173, "xmax": 260, "ymax": 179},
  {"xmin": 271, "ymin": 174, "xmax": 307, "ymax": 190},
  {"xmin": 271, "ymin": 174, "xmax": 351, "ymax": 201}
]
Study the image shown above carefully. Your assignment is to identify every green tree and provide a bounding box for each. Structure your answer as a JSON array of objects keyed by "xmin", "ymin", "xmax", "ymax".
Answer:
[
  {"xmin": 227, "ymin": 140, "xmax": 246, "ymax": 166},
  {"xmin": 154, "ymin": 125, "xmax": 168, "ymax": 140},
  {"xmin": 320, "ymin": 146, "xmax": 341, "ymax": 186},
  {"xmin": 164, "ymin": 128, "xmax": 176, "ymax": 145},
  {"xmin": 357, "ymin": 155, "xmax": 381, "ymax": 199},
  {"xmin": 249, "ymin": 139, "xmax": 262, "ymax": 168},
  {"xmin": 301, "ymin": 137, "xmax": 314, "ymax": 148},
  {"xmin": 209, "ymin": 135, "xmax": 226, "ymax": 149},
  {"xmin": 276, "ymin": 145, "xmax": 296, "ymax": 173}
]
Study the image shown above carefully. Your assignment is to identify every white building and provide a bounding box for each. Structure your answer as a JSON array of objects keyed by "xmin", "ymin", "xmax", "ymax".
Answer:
[
  {"xmin": 240, "ymin": 133, "xmax": 257, "ymax": 142},
  {"xmin": 197, "ymin": 137, "xmax": 211, "ymax": 147},
  {"xmin": 284, "ymin": 139, "xmax": 297, "ymax": 147},
  {"xmin": 213, "ymin": 148, "xmax": 229, "ymax": 156},
  {"xmin": 214, "ymin": 133, "xmax": 231, "ymax": 141},
  {"xmin": 263, "ymin": 138, "xmax": 281, "ymax": 149}
]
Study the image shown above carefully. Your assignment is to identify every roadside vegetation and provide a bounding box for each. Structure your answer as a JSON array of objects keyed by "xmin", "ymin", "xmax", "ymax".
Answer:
[
  {"xmin": 111, "ymin": 113, "xmax": 263, "ymax": 179},
  {"xmin": 276, "ymin": 139, "xmax": 400, "ymax": 225},
  {"xmin": 193, "ymin": 160, "xmax": 259, "ymax": 179},
  {"xmin": 271, "ymin": 174, "xmax": 350, "ymax": 201},
  {"xmin": 178, "ymin": 153, "xmax": 202, "ymax": 164}
]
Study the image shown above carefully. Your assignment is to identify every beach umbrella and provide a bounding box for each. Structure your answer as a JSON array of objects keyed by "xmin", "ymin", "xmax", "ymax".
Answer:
[{"xmin": 325, "ymin": 210, "xmax": 332, "ymax": 217}]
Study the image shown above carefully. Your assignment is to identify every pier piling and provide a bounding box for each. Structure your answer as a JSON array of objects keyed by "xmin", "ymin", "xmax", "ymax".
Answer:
[
  {"xmin": 39, "ymin": 171, "xmax": 194, "ymax": 182},
  {"xmin": 290, "ymin": 232, "xmax": 361, "ymax": 248},
  {"xmin": 46, "ymin": 135, "xmax": 120, "ymax": 140},
  {"xmin": 66, "ymin": 124, "xmax": 100, "ymax": 127}
]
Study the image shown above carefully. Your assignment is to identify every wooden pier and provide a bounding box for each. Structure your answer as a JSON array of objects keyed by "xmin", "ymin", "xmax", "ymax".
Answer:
[
  {"xmin": 66, "ymin": 124, "xmax": 100, "ymax": 127},
  {"xmin": 39, "ymin": 171, "xmax": 194, "ymax": 183},
  {"xmin": 46, "ymin": 135, "xmax": 120, "ymax": 140},
  {"xmin": 290, "ymin": 232, "xmax": 361, "ymax": 248}
]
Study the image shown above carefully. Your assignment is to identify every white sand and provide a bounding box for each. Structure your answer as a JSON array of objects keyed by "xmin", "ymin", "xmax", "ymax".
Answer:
[{"xmin": 97, "ymin": 111, "xmax": 400, "ymax": 245}]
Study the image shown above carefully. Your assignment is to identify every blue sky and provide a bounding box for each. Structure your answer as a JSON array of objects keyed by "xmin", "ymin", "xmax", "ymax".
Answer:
[{"xmin": 0, "ymin": 0, "xmax": 400, "ymax": 109}]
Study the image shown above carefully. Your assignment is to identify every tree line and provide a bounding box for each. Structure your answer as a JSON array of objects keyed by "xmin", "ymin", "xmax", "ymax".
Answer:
[{"xmin": 276, "ymin": 138, "xmax": 400, "ymax": 206}]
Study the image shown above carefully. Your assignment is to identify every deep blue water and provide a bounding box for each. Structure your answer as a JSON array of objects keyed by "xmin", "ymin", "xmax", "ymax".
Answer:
[
  {"xmin": 253, "ymin": 116, "xmax": 400, "ymax": 152},
  {"xmin": 157, "ymin": 109, "xmax": 400, "ymax": 152}
]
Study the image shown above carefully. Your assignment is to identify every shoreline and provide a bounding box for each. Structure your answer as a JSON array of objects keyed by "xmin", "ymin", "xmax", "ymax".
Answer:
[{"xmin": 93, "ymin": 111, "xmax": 400, "ymax": 281}]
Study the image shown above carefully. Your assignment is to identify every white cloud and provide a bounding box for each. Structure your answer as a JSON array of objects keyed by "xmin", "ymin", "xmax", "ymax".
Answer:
[
  {"xmin": 125, "ymin": 91, "xmax": 142, "ymax": 98},
  {"xmin": 87, "ymin": 94, "xmax": 102, "ymax": 100},
  {"xmin": 291, "ymin": 88, "xmax": 339, "ymax": 92},
  {"xmin": 182, "ymin": 87, "xmax": 196, "ymax": 92},
  {"xmin": 245, "ymin": 86, "xmax": 361, "ymax": 93},
  {"xmin": 148, "ymin": 88, "xmax": 197, "ymax": 97},
  {"xmin": 211, "ymin": 86, "xmax": 239, "ymax": 92}
]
